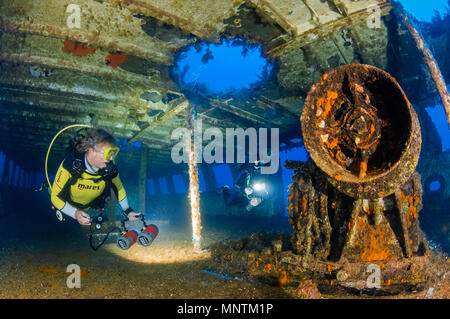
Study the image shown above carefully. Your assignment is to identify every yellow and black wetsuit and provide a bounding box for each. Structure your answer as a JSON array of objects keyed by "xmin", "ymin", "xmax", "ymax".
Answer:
[{"xmin": 51, "ymin": 152, "xmax": 132, "ymax": 220}]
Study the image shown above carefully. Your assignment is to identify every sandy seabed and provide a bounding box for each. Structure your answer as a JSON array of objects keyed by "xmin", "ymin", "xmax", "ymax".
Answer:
[
  {"xmin": 0, "ymin": 218, "xmax": 294, "ymax": 299},
  {"xmin": 0, "ymin": 215, "xmax": 449, "ymax": 299}
]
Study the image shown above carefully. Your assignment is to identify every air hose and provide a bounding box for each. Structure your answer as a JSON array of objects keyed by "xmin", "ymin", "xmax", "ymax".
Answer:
[{"xmin": 45, "ymin": 124, "xmax": 92, "ymax": 192}]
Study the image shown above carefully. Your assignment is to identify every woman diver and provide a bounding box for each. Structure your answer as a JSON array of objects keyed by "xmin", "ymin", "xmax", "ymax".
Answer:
[{"xmin": 50, "ymin": 127, "xmax": 141, "ymax": 226}]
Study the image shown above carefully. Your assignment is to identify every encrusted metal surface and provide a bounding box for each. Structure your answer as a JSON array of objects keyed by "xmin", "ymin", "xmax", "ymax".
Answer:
[{"xmin": 301, "ymin": 64, "xmax": 421, "ymax": 199}]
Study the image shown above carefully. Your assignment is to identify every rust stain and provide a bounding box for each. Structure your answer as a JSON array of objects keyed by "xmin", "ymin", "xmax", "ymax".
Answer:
[
  {"xmin": 288, "ymin": 192, "xmax": 294, "ymax": 201},
  {"xmin": 405, "ymin": 195, "xmax": 419, "ymax": 227},
  {"xmin": 81, "ymin": 268, "xmax": 88, "ymax": 277},
  {"xmin": 301, "ymin": 195, "xmax": 308, "ymax": 214},
  {"xmin": 38, "ymin": 267, "xmax": 59, "ymax": 275},
  {"xmin": 317, "ymin": 90, "xmax": 339, "ymax": 121},
  {"xmin": 359, "ymin": 161, "xmax": 367, "ymax": 178},
  {"xmin": 360, "ymin": 227, "xmax": 390, "ymax": 262},
  {"xmin": 278, "ymin": 270, "xmax": 288, "ymax": 286},
  {"xmin": 325, "ymin": 136, "xmax": 339, "ymax": 150},
  {"xmin": 105, "ymin": 52, "xmax": 128, "ymax": 69},
  {"xmin": 62, "ymin": 39, "xmax": 95, "ymax": 57}
]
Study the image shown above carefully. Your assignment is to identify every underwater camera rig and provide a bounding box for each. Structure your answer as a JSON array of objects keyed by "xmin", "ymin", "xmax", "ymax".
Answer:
[
  {"xmin": 53, "ymin": 205, "xmax": 159, "ymax": 251},
  {"xmin": 117, "ymin": 214, "xmax": 159, "ymax": 250}
]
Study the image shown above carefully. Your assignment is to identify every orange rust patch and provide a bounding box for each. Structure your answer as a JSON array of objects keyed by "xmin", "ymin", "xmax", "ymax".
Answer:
[
  {"xmin": 50, "ymin": 284, "xmax": 59, "ymax": 289},
  {"xmin": 360, "ymin": 227, "xmax": 390, "ymax": 262},
  {"xmin": 319, "ymin": 91, "xmax": 339, "ymax": 120},
  {"xmin": 105, "ymin": 52, "xmax": 128, "ymax": 69},
  {"xmin": 408, "ymin": 196, "xmax": 418, "ymax": 219},
  {"xmin": 288, "ymin": 192, "xmax": 294, "ymax": 201},
  {"xmin": 278, "ymin": 270, "xmax": 288, "ymax": 286},
  {"xmin": 38, "ymin": 267, "xmax": 59, "ymax": 275},
  {"xmin": 360, "ymin": 161, "xmax": 367, "ymax": 178},
  {"xmin": 405, "ymin": 195, "xmax": 418, "ymax": 227},
  {"xmin": 81, "ymin": 268, "xmax": 88, "ymax": 277},
  {"xmin": 325, "ymin": 136, "xmax": 339, "ymax": 150},
  {"xmin": 62, "ymin": 39, "xmax": 95, "ymax": 57},
  {"xmin": 301, "ymin": 195, "xmax": 308, "ymax": 213}
]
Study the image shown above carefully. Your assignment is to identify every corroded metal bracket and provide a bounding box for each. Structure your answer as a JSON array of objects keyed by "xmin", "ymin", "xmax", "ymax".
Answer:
[
  {"xmin": 288, "ymin": 64, "xmax": 428, "ymax": 264},
  {"xmin": 301, "ymin": 64, "xmax": 421, "ymax": 199}
]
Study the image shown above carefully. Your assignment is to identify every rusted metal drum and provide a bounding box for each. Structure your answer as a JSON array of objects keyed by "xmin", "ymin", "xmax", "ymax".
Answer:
[{"xmin": 301, "ymin": 64, "xmax": 421, "ymax": 199}]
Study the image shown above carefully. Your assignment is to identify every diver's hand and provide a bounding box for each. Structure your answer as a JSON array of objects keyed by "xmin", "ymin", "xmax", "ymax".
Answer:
[
  {"xmin": 127, "ymin": 212, "xmax": 141, "ymax": 222},
  {"xmin": 75, "ymin": 210, "xmax": 91, "ymax": 226}
]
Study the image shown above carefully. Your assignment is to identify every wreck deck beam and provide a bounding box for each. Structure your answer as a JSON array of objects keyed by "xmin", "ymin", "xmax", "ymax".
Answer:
[
  {"xmin": 127, "ymin": 99, "xmax": 189, "ymax": 145},
  {"xmin": 266, "ymin": 1, "xmax": 391, "ymax": 58},
  {"xmin": 209, "ymin": 100, "xmax": 273, "ymax": 127},
  {"xmin": 0, "ymin": 52, "xmax": 169, "ymax": 90},
  {"xmin": 0, "ymin": 1, "xmax": 177, "ymax": 65},
  {"xmin": 400, "ymin": 11, "xmax": 450, "ymax": 128}
]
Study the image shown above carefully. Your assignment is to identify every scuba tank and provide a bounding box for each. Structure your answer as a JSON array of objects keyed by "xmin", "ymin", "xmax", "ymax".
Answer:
[{"xmin": 117, "ymin": 214, "xmax": 159, "ymax": 250}]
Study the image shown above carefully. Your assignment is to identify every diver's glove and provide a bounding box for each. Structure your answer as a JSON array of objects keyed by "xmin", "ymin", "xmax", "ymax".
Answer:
[
  {"xmin": 122, "ymin": 207, "xmax": 142, "ymax": 222},
  {"xmin": 122, "ymin": 207, "xmax": 134, "ymax": 219}
]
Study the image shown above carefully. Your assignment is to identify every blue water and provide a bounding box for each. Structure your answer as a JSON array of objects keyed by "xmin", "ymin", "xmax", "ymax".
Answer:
[
  {"xmin": 172, "ymin": 174, "xmax": 187, "ymax": 194},
  {"xmin": 429, "ymin": 180, "xmax": 441, "ymax": 192},
  {"xmin": 426, "ymin": 103, "xmax": 450, "ymax": 151},
  {"xmin": 398, "ymin": 0, "xmax": 449, "ymax": 21},
  {"xmin": 212, "ymin": 164, "xmax": 234, "ymax": 188},
  {"xmin": 172, "ymin": 38, "xmax": 272, "ymax": 96}
]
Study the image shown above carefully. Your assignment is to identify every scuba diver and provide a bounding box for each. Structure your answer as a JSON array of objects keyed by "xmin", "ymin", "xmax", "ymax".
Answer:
[
  {"xmin": 50, "ymin": 127, "xmax": 140, "ymax": 225},
  {"xmin": 218, "ymin": 160, "xmax": 270, "ymax": 211},
  {"xmin": 48, "ymin": 126, "xmax": 158, "ymax": 250}
]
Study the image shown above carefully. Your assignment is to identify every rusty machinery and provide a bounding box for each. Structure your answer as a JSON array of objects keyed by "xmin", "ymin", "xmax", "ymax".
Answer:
[{"xmin": 285, "ymin": 64, "xmax": 430, "ymax": 287}]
